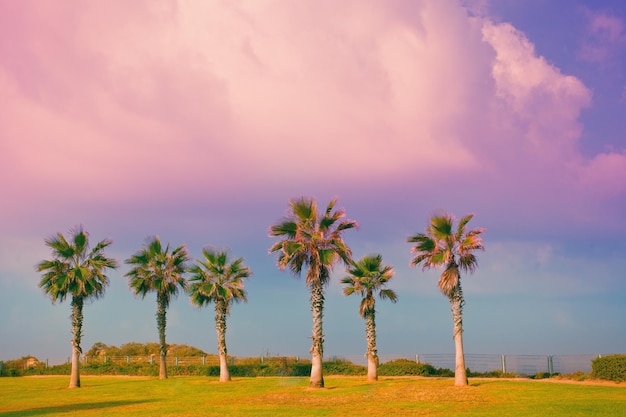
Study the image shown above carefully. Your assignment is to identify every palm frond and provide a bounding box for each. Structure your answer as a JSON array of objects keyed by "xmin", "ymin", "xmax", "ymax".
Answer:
[
  {"xmin": 438, "ymin": 262, "xmax": 460, "ymax": 297},
  {"xmin": 378, "ymin": 288, "xmax": 398, "ymax": 303},
  {"xmin": 455, "ymin": 214, "xmax": 474, "ymax": 242},
  {"xmin": 269, "ymin": 221, "xmax": 298, "ymax": 238},
  {"xmin": 336, "ymin": 220, "xmax": 358, "ymax": 231},
  {"xmin": 429, "ymin": 214, "xmax": 454, "ymax": 240},
  {"xmin": 291, "ymin": 197, "xmax": 315, "ymax": 223}
]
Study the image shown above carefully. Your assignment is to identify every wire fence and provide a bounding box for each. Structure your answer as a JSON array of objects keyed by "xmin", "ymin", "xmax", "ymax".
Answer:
[
  {"xmin": 339, "ymin": 353, "xmax": 608, "ymax": 375},
  {"xmin": 31, "ymin": 353, "xmax": 612, "ymax": 375}
]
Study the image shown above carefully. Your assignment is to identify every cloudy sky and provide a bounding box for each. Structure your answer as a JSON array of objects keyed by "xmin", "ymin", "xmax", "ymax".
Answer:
[{"xmin": 1, "ymin": 0, "xmax": 625, "ymax": 364}]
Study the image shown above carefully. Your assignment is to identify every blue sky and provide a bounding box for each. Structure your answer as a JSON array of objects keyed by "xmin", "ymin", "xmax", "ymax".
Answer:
[{"xmin": 1, "ymin": 0, "xmax": 625, "ymax": 364}]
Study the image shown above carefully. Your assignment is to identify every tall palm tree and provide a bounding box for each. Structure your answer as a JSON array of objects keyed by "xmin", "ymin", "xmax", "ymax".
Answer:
[
  {"xmin": 269, "ymin": 197, "xmax": 357, "ymax": 388},
  {"xmin": 36, "ymin": 226, "xmax": 118, "ymax": 388},
  {"xmin": 125, "ymin": 236, "xmax": 190, "ymax": 379},
  {"xmin": 407, "ymin": 213, "xmax": 485, "ymax": 386},
  {"xmin": 341, "ymin": 254, "xmax": 397, "ymax": 381},
  {"xmin": 187, "ymin": 247, "xmax": 252, "ymax": 382}
]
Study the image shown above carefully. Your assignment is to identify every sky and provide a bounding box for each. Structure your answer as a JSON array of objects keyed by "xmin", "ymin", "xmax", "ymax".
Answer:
[{"xmin": 1, "ymin": 0, "xmax": 625, "ymax": 365}]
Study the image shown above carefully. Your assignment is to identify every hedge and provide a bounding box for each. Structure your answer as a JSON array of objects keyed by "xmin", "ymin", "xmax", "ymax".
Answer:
[{"xmin": 591, "ymin": 354, "xmax": 626, "ymax": 382}]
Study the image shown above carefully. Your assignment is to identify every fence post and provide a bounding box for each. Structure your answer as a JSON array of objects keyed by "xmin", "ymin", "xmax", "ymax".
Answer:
[
  {"xmin": 175, "ymin": 357, "xmax": 178, "ymax": 366},
  {"xmin": 46, "ymin": 359, "xmax": 48, "ymax": 369},
  {"xmin": 126, "ymin": 356, "xmax": 130, "ymax": 364},
  {"xmin": 84, "ymin": 356, "xmax": 88, "ymax": 364},
  {"xmin": 416, "ymin": 355, "xmax": 420, "ymax": 364},
  {"xmin": 548, "ymin": 356, "xmax": 554, "ymax": 375},
  {"xmin": 296, "ymin": 356, "xmax": 299, "ymax": 364},
  {"xmin": 501, "ymin": 355, "xmax": 507, "ymax": 374},
  {"xmin": 104, "ymin": 356, "xmax": 107, "ymax": 364},
  {"xmin": 202, "ymin": 356, "xmax": 206, "ymax": 366},
  {"xmin": 261, "ymin": 356, "xmax": 264, "ymax": 365}
]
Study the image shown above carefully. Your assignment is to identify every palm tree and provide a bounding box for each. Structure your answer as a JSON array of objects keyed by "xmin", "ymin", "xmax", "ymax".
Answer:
[
  {"xmin": 124, "ymin": 237, "xmax": 190, "ymax": 379},
  {"xmin": 36, "ymin": 226, "xmax": 118, "ymax": 388},
  {"xmin": 269, "ymin": 197, "xmax": 357, "ymax": 388},
  {"xmin": 407, "ymin": 213, "xmax": 485, "ymax": 386},
  {"xmin": 341, "ymin": 254, "xmax": 397, "ymax": 381},
  {"xmin": 187, "ymin": 247, "xmax": 252, "ymax": 382}
]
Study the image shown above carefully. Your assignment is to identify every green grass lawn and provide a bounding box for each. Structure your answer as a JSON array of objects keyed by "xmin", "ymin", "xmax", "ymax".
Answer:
[{"xmin": 1, "ymin": 376, "xmax": 625, "ymax": 416}]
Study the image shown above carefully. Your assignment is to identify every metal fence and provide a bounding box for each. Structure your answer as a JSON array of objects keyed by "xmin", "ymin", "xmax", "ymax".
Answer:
[
  {"xmin": 32, "ymin": 352, "xmax": 611, "ymax": 375},
  {"xmin": 337, "ymin": 353, "xmax": 608, "ymax": 375}
]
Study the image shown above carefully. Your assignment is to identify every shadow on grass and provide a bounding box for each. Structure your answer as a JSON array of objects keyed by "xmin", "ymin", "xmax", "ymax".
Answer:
[{"xmin": 0, "ymin": 399, "xmax": 157, "ymax": 416}]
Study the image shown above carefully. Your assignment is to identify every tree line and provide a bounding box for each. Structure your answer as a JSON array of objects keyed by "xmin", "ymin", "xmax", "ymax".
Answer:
[{"xmin": 37, "ymin": 196, "xmax": 484, "ymax": 389}]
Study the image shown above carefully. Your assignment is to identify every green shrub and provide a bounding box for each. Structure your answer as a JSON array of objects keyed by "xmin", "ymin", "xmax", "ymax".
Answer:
[
  {"xmin": 592, "ymin": 355, "xmax": 626, "ymax": 382},
  {"xmin": 1, "ymin": 356, "xmax": 44, "ymax": 377},
  {"xmin": 378, "ymin": 359, "xmax": 440, "ymax": 376},
  {"xmin": 323, "ymin": 360, "xmax": 365, "ymax": 376},
  {"xmin": 528, "ymin": 372, "xmax": 551, "ymax": 380},
  {"xmin": 85, "ymin": 342, "xmax": 207, "ymax": 358},
  {"xmin": 560, "ymin": 371, "xmax": 588, "ymax": 381}
]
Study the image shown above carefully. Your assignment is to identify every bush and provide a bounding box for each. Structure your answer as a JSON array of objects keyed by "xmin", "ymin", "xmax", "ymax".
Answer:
[
  {"xmin": 592, "ymin": 355, "xmax": 626, "ymax": 382},
  {"xmin": 85, "ymin": 342, "xmax": 207, "ymax": 358},
  {"xmin": 467, "ymin": 369, "xmax": 518, "ymax": 378},
  {"xmin": 378, "ymin": 359, "xmax": 442, "ymax": 376},
  {"xmin": 528, "ymin": 372, "xmax": 551, "ymax": 380},
  {"xmin": 323, "ymin": 360, "xmax": 365, "ymax": 376},
  {"xmin": 1, "ymin": 356, "xmax": 43, "ymax": 377},
  {"xmin": 561, "ymin": 371, "xmax": 588, "ymax": 381}
]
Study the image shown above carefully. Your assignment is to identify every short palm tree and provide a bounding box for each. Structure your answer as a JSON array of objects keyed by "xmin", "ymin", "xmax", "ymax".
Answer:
[
  {"xmin": 36, "ymin": 226, "xmax": 118, "ymax": 388},
  {"xmin": 269, "ymin": 197, "xmax": 357, "ymax": 388},
  {"xmin": 341, "ymin": 254, "xmax": 397, "ymax": 381},
  {"xmin": 187, "ymin": 247, "xmax": 252, "ymax": 382},
  {"xmin": 408, "ymin": 213, "xmax": 485, "ymax": 386},
  {"xmin": 124, "ymin": 237, "xmax": 190, "ymax": 379}
]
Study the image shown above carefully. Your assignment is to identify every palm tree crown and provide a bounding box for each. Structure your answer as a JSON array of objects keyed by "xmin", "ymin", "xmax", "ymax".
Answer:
[
  {"xmin": 341, "ymin": 254, "xmax": 398, "ymax": 317},
  {"xmin": 408, "ymin": 213, "xmax": 484, "ymax": 297},
  {"xmin": 125, "ymin": 237, "xmax": 189, "ymax": 306},
  {"xmin": 37, "ymin": 226, "xmax": 118, "ymax": 304},
  {"xmin": 188, "ymin": 247, "xmax": 251, "ymax": 311},
  {"xmin": 269, "ymin": 197, "xmax": 357, "ymax": 285}
]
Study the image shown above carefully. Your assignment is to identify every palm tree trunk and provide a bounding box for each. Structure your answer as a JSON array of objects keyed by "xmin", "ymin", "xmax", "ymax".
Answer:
[
  {"xmin": 69, "ymin": 296, "xmax": 83, "ymax": 388},
  {"xmin": 364, "ymin": 308, "xmax": 378, "ymax": 381},
  {"xmin": 309, "ymin": 280, "xmax": 325, "ymax": 388},
  {"xmin": 449, "ymin": 282, "xmax": 468, "ymax": 386},
  {"xmin": 215, "ymin": 301, "xmax": 231, "ymax": 382},
  {"xmin": 157, "ymin": 292, "xmax": 168, "ymax": 380}
]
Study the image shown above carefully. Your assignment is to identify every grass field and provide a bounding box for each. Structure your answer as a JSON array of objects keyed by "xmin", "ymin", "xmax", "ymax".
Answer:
[{"xmin": 1, "ymin": 376, "xmax": 625, "ymax": 416}]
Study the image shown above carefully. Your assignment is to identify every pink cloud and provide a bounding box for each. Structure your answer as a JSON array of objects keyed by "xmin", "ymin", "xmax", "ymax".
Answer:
[
  {"xmin": 0, "ymin": 0, "xmax": 624, "ymax": 226},
  {"xmin": 578, "ymin": 9, "xmax": 626, "ymax": 63},
  {"xmin": 484, "ymin": 21, "xmax": 591, "ymax": 158}
]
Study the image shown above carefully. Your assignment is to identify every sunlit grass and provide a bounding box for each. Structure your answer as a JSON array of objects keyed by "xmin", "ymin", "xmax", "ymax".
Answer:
[{"xmin": 1, "ymin": 376, "xmax": 625, "ymax": 416}]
